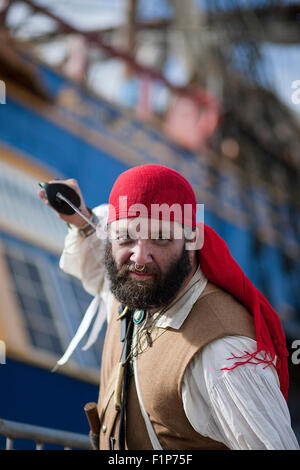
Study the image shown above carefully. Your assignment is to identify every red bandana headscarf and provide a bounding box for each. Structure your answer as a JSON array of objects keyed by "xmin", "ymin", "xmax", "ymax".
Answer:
[{"xmin": 107, "ymin": 164, "xmax": 289, "ymax": 400}]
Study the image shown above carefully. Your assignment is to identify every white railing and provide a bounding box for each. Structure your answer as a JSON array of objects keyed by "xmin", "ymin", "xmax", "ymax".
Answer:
[{"xmin": 0, "ymin": 418, "xmax": 92, "ymax": 450}]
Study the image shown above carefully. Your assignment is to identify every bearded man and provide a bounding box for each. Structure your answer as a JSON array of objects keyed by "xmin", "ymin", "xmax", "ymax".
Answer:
[{"xmin": 39, "ymin": 164, "xmax": 299, "ymax": 450}]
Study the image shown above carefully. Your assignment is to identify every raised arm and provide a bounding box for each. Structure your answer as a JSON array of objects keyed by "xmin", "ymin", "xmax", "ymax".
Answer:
[{"xmin": 38, "ymin": 178, "xmax": 109, "ymax": 296}]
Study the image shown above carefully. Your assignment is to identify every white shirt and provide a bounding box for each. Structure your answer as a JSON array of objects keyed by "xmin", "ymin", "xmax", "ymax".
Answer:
[{"xmin": 59, "ymin": 204, "xmax": 299, "ymax": 450}]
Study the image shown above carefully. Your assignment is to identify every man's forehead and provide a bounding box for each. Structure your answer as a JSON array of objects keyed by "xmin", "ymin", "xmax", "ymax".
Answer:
[{"xmin": 109, "ymin": 217, "xmax": 183, "ymax": 237}]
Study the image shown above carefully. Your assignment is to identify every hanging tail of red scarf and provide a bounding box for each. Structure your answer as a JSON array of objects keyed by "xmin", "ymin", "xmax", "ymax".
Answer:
[{"xmin": 198, "ymin": 223, "xmax": 289, "ymax": 401}]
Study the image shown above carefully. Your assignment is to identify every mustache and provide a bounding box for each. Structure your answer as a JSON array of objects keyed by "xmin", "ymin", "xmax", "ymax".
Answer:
[{"xmin": 116, "ymin": 262, "xmax": 159, "ymax": 278}]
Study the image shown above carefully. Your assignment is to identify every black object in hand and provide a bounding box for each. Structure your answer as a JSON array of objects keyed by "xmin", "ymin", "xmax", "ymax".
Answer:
[{"xmin": 39, "ymin": 182, "xmax": 81, "ymax": 215}]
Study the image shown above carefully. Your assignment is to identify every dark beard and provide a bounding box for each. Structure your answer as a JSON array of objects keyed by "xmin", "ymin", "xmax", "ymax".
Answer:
[{"xmin": 104, "ymin": 242, "xmax": 192, "ymax": 311}]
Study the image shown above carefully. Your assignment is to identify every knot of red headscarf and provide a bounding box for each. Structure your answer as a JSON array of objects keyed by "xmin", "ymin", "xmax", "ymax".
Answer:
[{"xmin": 107, "ymin": 164, "xmax": 289, "ymax": 400}]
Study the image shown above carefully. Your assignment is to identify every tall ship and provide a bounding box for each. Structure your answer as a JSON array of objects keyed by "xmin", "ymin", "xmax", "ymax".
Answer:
[{"xmin": 0, "ymin": 0, "xmax": 299, "ymax": 448}]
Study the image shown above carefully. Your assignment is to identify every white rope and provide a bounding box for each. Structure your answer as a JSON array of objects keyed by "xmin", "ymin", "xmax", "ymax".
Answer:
[
  {"xmin": 82, "ymin": 299, "xmax": 106, "ymax": 351},
  {"xmin": 52, "ymin": 293, "xmax": 101, "ymax": 371}
]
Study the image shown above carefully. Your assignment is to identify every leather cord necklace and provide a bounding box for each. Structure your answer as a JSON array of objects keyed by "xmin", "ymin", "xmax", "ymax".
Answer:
[{"xmin": 117, "ymin": 306, "xmax": 133, "ymax": 450}]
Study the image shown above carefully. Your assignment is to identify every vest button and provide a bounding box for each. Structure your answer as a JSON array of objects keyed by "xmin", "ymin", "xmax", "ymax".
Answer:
[{"xmin": 102, "ymin": 425, "xmax": 107, "ymax": 434}]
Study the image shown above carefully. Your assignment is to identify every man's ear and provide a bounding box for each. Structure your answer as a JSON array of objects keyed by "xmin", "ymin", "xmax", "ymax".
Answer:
[{"xmin": 185, "ymin": 225, "xmax": 204, "ymax": 251}]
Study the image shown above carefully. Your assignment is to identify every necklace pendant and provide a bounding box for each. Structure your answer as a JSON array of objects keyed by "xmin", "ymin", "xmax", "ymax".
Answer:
[{"xmin": 133, "ymin": 309, "xmax": 145, "ymax": 325}]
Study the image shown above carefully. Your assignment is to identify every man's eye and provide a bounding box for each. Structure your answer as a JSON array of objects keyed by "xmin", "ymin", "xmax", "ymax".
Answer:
[
  {"xmin": 117, "ymin": 233, "xmax": 131, "ymax": 243},
  {"xmin": 120, "ymin": 237, "xmax": 131, "ymax": 242},
  {"xmin": 153, "ymin": 235, "xmax": 171, "ymax": 243}
]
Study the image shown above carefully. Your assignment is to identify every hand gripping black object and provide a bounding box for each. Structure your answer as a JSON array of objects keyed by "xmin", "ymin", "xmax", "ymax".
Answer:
[{"xmin": 39, "ymin": 181, "xmax": 81, "ymax": 215}]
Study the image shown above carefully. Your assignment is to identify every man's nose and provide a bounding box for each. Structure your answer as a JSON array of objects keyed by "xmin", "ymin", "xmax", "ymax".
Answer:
[{"xmin": 130, "ymin": 240, "xmax": 153, "ymax": 266}]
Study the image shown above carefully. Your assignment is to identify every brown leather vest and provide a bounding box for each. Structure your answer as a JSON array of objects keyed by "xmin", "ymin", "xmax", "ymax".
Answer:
[{"xmin": 97, "ymin": 282, "xmax": 256, "ymax": 450}]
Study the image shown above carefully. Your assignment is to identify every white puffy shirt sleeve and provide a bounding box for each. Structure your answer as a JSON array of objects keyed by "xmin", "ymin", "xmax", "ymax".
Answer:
[
  {"xmin": 54, "ymin": 204, "xmax": 113, "ymax": 367},
  {"xmin": 182, "ymin": 335, "xmax": 300, "ymax": 450},
  {"xmin": 59, "ymin": 204, "xmax": 109, "ymax": 296}
]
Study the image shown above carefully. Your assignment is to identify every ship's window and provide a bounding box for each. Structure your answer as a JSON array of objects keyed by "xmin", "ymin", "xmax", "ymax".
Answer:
[
  {"xmin": 52, "ymin": 268, "xmax": 104, "ymax": 369},
  {"xmin": 5, "ymin": 248, "xmax": 64, "ymax": 357},
  {"xmin": 3, "ymin": 241, "xmax": 103, "ymax": 370}
]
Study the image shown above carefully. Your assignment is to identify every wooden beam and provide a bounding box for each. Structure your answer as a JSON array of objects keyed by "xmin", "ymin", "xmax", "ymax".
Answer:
[{"xmin": 8, "ymin": 0, "xmax": 216, "ymax": 107}]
